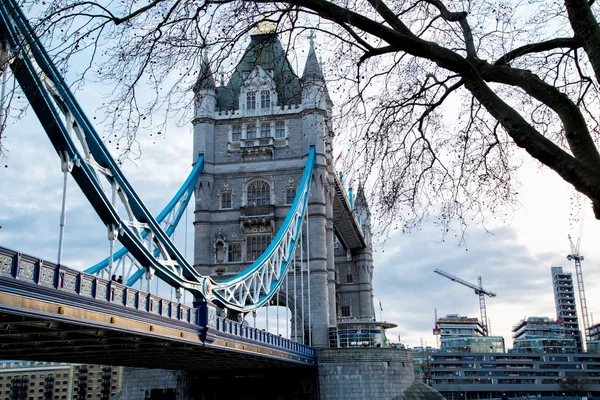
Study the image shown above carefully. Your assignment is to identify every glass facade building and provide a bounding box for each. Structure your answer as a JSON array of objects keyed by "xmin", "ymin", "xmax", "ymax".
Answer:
[{"xmin": 512, "ymin": 316, "xmax": 577, "ymax": 353}]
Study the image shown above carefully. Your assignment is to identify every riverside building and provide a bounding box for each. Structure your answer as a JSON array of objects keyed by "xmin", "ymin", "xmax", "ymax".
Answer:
[
  {"xmin": 551, "ymin": 266, "xmax": 583, "ymax": 352},
  {"xmin": 512, "ymin": 316, "xmax": 577, "ymax": 354}
]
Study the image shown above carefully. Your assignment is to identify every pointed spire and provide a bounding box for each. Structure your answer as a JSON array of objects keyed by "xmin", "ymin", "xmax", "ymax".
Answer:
[
  {"xmin": 194, "ymin": 51, "xmax": 216, "ymax": 93},
  {"xmin": 302, "ymin": 32, "xmax": 324, "ymax": 82}
]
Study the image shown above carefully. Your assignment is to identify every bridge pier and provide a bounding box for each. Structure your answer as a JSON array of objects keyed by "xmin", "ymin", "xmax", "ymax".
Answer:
[{"xmin": 117, "ymin": 348, "xmax": 414, "ymax": 400}]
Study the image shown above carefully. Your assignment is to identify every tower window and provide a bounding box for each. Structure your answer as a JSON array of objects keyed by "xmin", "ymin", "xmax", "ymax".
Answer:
[
  {"xmin": 246, "ymin": 235, "xmax": 271, "ymax": 261},
  {"xmin": 232, "ymin": 125, "xmax": 242, "ymax": 142},
  {"xmin": 346, "ymin": 274, "xmax": 353, "ymax": 284},
  {"xmin": 228, "ymin": 243, "xmax": 241, "ymax": 262},
  {"xmin": 246, "ymin": 124, "xmax": 256, "ymax": 139},
  {"xmin": 285, "ymin": 188, "xmax": 296, "ymax": 205},
  {"xmin": 261, "ymin": 90, "xmax": 271, "ymax": 108},
  {"xmin": 341, "ymin": 305, "xmax": 351, "ymax": 317},
  {"xmin": 260, "ymin": 123, "xmax": 270, "ymax": 138},
  {"xmin": 220, "ymin": 192, "xmax": 232, "ymax": 209},
  {"xmin": 247, "ymin": 180, "xmax": 270, "ymax": 206},
  {"xmin": 246, "ymin": 91, "xmax": 256, "ymax": 110},
  {"xmin": 275, "ymin": 122, "xmax": 285, "ymax": 138}
]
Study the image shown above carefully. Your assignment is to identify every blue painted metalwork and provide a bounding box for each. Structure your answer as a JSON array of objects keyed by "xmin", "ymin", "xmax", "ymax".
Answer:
[
  {"xmin": 0, "ymin": 0, "xmax": 317, "ymax": 312},
  {"xmin": 211, "ymin": 147, "xmax": 315, "ymax": 310},
  {"xmin": 0, "ymin": 246, "xmax": 316, "ymax": 362},
  {"xmin": 85, "ymin": 156, "xmax": 204, "ymax": 286},
  {"xmin": 0, "ymin": 0, "xmax": 207, "ymax": 297}
]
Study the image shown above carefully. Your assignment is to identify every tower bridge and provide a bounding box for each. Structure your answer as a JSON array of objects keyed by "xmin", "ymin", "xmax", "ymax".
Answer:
[{"xmin": 0, "ymin": 0, "xmax": 414, "ymax": 398}]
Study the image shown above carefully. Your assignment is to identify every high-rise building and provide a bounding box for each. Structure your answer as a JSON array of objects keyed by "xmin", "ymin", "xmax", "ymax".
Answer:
[
  {"xmin": 551, "ymin": 266, "xmax": 583, "ymax": 352},
  {"xmin": 436, "ymin": 314, "xmax": 505, "ymax": 353},
  {"xmin": 511, "ymin": 316, "xmax": 577, "ymax": 353}
]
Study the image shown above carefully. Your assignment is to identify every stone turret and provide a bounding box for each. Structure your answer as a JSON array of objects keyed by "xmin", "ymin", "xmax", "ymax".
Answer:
[
  {"xmin": 301, "ymin": 37, "xmax": 332, "ymax": 112},
  {"xmin": 353, "ymin": 178, "xmax": 374, "ymax": 317},
  {"xmin": 192, "ymin": 53, "xmax": 216, "ymax": 274},
  {"xmin": 193, "ymin": 53, "xmax": 216, "ymax": 164}
]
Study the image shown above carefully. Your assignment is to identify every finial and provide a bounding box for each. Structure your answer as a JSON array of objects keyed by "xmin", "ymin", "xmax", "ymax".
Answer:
[
  {"xmin": 308, "ymin": 30, "xmax": 315, "ymax": 46},
  {"xmin": 252, "ymin": 21, "xmax": 277, "ymax": 34}
]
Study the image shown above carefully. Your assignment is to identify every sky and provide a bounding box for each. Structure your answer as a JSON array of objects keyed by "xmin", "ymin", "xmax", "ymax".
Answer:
[{"xmin": 1, "ymin": 35, "xmax": 600, "ymax": 352}]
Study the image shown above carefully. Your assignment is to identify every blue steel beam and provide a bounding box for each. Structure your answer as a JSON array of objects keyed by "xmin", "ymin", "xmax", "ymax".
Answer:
[
  {"xmin": 0, "ymin": 0, "xmax": 315, "ymax": 312},
  {"xmin": 85, "ymin": 156, "xmax": 204, "ymax": 285},
  {"xmin": 0, "ymin": 0, "xmax": 207, "ymax": 297}
]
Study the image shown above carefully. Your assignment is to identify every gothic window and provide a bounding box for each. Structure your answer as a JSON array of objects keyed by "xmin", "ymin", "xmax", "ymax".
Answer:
[
  {"xmin": 341, "ymin": 305, "xmax": 351, "ymax": 317},
  {"xmin": 260, "ymin": 123, "xmax": 270, "ymax": 138},
  {"xmin": 275, "ymin": 121, "xmax": 285, "ymax": 138},
  {"xmin": 220, "ymin": 191, "xmax": 232, "ymax": 209},
  {"xmin": 285, "ymin": 187, "xmax": 296, "ymax": 205},
  {"xmin": 228, "ymin": 243, "xmax": 241, "ymax": 262},
  {"xmin": 246, "ymin": 91, "xmax": 256, "ymax": 110},
  {"xmin": 246, "ymin": 124, "xmax": 256, "ymax": 139},
  {"xmin": 215, "ymin": 241, "xmax": 225, "ymax": 264},
  {"xmin": 346, "ymin": 273, "xmax": 354, "ymax": 284},
  {"xmin": 246, "ymin": 180, "xmax": 270, "ymax": 206},
  {"xmin": 260, "ymin": 90, "xmax": 271, "ymax": 108},
  {"xmin": 232, "ymin": 125, "xmax": 242, "ymax": 142},
  {"xmin": 246, "ymin": 235, "xmax": 271, "ymax": 261}
]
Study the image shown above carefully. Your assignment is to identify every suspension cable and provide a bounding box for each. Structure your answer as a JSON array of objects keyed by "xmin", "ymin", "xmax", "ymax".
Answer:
[
  {"xmin": 300, "ymin": 224, "xmax": 305, "ymax": 345},
  {"xmin": 285, "ymin": 274, "xmax": 289, "ymax": 339},
  {"xmin": 293, "ymin": 247, "xmax": 297, "ymax": 342},
  {"xmin": 306, "ymin": 216, "xmax": 312, "ymax": 346}
]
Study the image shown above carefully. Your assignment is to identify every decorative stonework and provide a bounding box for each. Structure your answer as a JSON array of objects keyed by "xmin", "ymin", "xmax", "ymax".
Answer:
[
  {"xmin": 127, "ymin": 291, "xmax": 137, "ymax": 308},
  {"xmin": 18, "ymin": 260, "xmax": 35, "ymax": 281},
  {"xmin": 114, "ymin": 288, "xmax": 124, "ymax": 304},
  {"xmin": 81, "ymin": 278, "xmax": 94, "ymax": 296},
  {"xmin": 96, "ymin": 284, "xmax": 108, "ymax": 301},
  {"xmin": 40, "ymin": 267, "xmax": 55, "ymax": 285},
  {"xmin": 0, "ymin": 255, "xmax": 13, "ymax": 274},
  {"xmin": 63, "ymin": 273, "xmax": 77, "ymax": 291}
]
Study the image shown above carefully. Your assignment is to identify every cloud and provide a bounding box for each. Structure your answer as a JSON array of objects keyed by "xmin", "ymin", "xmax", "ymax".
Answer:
[{"xmin": 372, "ymin": 220, "xmax": 595, "ymax": 349}]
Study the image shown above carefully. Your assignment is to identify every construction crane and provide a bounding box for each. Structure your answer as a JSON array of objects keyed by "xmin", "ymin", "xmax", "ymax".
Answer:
[
  {"xmin": 434, "ymin": 269, "xmax": 496, "ymax": 336},
  {"xmin": 567, "ymin": 214, "xmax": 590, "ymax": 343}
]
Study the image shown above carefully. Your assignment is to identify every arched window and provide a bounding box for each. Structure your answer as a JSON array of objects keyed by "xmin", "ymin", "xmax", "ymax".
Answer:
[{"xmin": 247, "ymin": 180, "xmax": 270, "ymax": 206}]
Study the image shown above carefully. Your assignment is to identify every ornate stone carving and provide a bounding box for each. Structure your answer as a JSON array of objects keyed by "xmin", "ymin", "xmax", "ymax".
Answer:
[
  {"xmin": 18, "ymin": 260, "xmax": 35, "ymax": 280},
  {"xmin": 0, "ymin": 255, "xmax": 13, "ymax": 274},
  {"xmin": 63, "ymin": 274, "xmax": 77, "ymax": 291},
  {"xmin": 81, "ymin": 279, "xmax": 93, "ymax": 296}
]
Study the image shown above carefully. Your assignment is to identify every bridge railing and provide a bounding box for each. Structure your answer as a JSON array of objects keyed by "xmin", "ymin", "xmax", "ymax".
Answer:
[
  {"xmin": 213, "ymin": 316, "xmax": 315, "ymax": 357},
  {"xmin": 0, "ymin": 246, "xmax": 315, "ymax": 359},
  {"xmin": 1, "ymin": 246, "xmax": 192, "ymax": 324}
]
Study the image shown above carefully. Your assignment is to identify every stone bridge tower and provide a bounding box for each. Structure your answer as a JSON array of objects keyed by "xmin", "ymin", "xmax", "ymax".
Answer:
[{"xmin": 192, "ymin": 32, "xmax": 376, "ymax": 348}]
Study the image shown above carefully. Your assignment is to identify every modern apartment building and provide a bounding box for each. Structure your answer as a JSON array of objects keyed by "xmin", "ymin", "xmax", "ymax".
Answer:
[
  {"xmin": 436, "ymin": 315, "xmax": 505, "ymax": 353},
  {"xmin": 551, "ymin": 266, "xmax": 583, "ymax": 352},
  {"xmin": 512, "ymin": 316, "xmax": 577, "ymax": 353},
  {"xmin": 588, "ymin": 323, "xmax": 600, "ymax": 354},
  {"xmin": 0, "ymin": 361, "xmax": 123, "ymax": 400},
  {"xmin": 431, "ymin": 352, "xmax": 600, "ymax": 400}
]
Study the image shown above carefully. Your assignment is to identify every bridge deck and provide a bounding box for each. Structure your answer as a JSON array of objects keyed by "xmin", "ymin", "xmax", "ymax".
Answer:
[
  {"xmin": 0, "ymin": 247, "xmax": 315, "ymax": 370},
  {"xmin": 332, "ymin": 173, "xmax": 366, "ymax": 250}
]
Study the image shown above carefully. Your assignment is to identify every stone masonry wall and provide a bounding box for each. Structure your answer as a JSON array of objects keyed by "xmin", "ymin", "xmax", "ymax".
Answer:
[{"xmin": 317, "ymin": 348, "xmax": 414, "ymax": 400}]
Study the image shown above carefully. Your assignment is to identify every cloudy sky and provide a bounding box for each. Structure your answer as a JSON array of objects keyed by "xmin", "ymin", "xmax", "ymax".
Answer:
[{"xmin": 1, "ymin": 35, "xmax": 599, "ymax": 351}]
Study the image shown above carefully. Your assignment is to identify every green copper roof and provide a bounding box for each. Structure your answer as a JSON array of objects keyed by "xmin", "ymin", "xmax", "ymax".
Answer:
[{"xmin": 216, "ymin": 33, "xmax": 302, "ymax": 109}]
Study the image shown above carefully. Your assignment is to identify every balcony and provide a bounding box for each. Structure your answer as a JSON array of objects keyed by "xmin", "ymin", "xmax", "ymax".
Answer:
[
  {"xmin": 241, "ymin": 137, "xmax": 275, "ymax": 160},
  {"xmin": 240, "ymin": 205, "xmax": 275, "ymax": 227}
]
